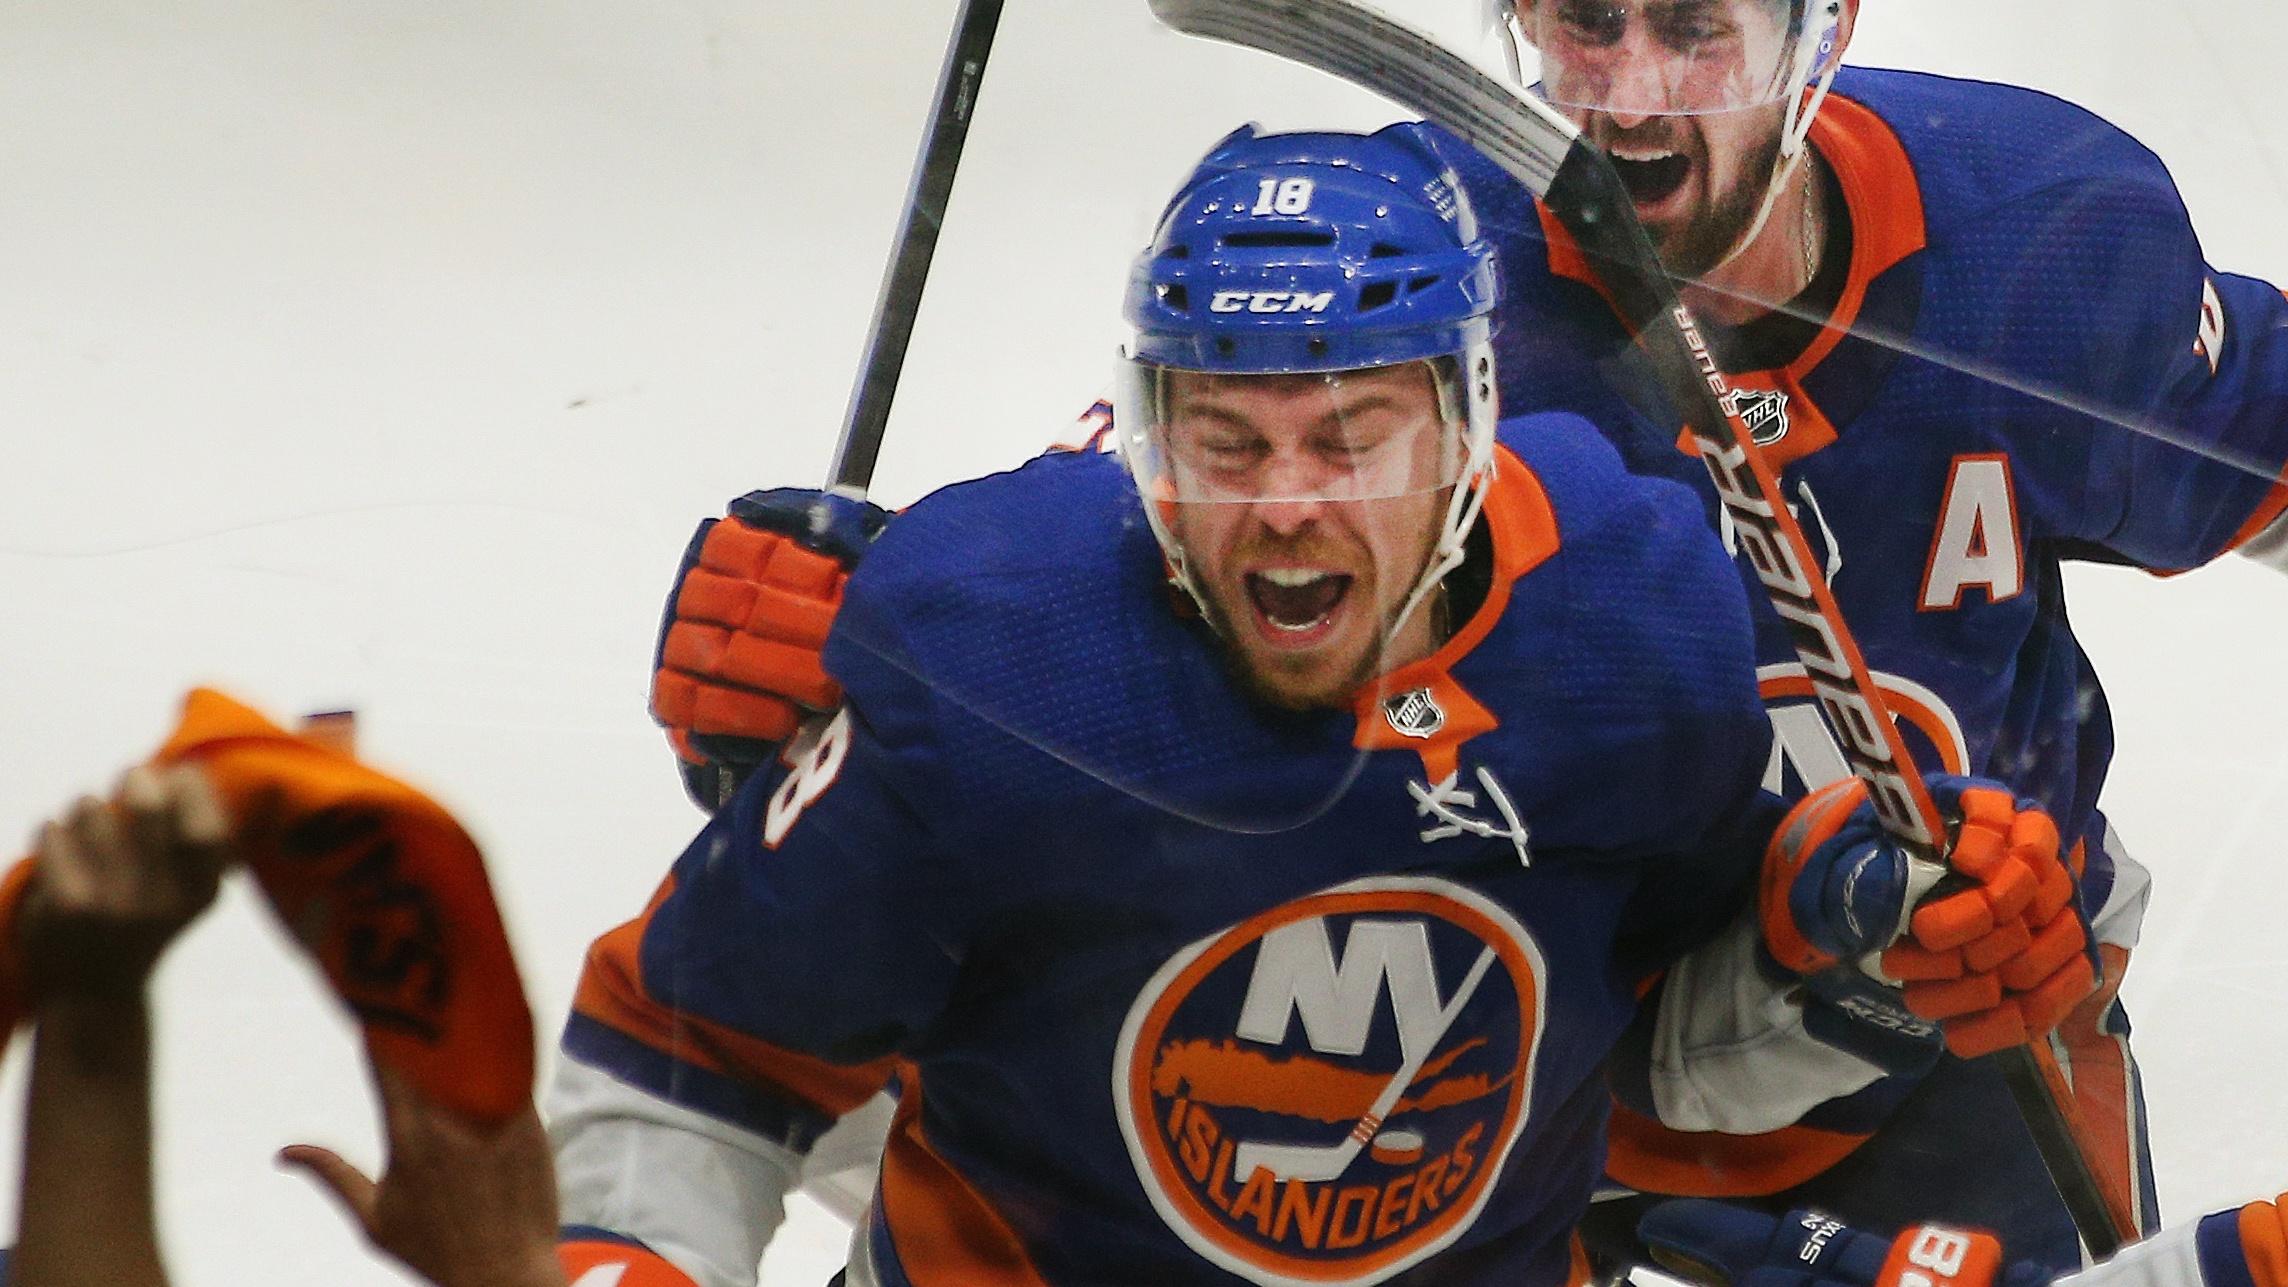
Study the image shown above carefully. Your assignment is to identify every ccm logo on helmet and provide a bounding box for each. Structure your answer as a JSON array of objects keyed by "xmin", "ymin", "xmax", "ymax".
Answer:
[{"xmin": 1211, "ymin": 290, "xmax": 1335, "ymax": 315}]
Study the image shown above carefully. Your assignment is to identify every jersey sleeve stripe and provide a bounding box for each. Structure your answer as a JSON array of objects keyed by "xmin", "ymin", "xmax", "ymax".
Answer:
[
  {"xmin": 2230, "ymin": 1197, "xmax": 2288, "ymax": 1287},
  {"xmin": 876, "ymin": 1068, "xmax": 1054, "ymax": 1287},
  {"xmin": 571, "ymin": 895, "xmax": 899, "ymax": 1128},
  {"xmin": 2217, "ymin": 464, "xmax": 2288, "ymax": 559},
  {"xmin": 1601, "ymin": 1098, "xmax": 1872, "ymax": 1197},
  {"xmin": 560, "ymin": 1013, "xmax": 847, "ymax": 1152}
]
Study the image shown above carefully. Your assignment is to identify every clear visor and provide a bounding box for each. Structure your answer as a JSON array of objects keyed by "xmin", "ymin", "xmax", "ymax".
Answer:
[
  {"xmin": 1117, "ymin": 358, "xmax": 1469, "ymax": 509},
  {"xmin": 1518, "ymin": 0, "xmax": 1818, "ymax": 116}
]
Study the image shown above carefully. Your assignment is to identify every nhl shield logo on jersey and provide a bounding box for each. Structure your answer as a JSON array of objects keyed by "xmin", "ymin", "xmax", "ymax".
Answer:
[
  {"xmin": 1721, "ymin": 387, "xmax": 1792, "ymax": 445},
  {"xmin": 1113, "ymin": 876, "xmax": 1545, "ymax": 1285},
  {"xmin": 1383, "ymin": 687, "xmax": 1446, "ymax": 740}
]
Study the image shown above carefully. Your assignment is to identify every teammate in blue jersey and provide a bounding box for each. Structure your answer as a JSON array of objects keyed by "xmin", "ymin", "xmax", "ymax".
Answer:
[
  {"xmin": 578, "ymin": 124, "xmax": 2074, "ymax": 1287},
  {"xmin": 1478, "ymin": 0, "xmax": 2288, "ymax": 1266},
  {"xmin": 652, "ymin": 1, "xmax": 2288, "ymax": 1271}
]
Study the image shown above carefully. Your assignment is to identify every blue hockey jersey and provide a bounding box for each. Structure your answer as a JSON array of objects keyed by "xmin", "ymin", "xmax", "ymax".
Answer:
[
  {"xmin": 1433, "ymin": 69, "xmax": 2288, "ymax": 1198},
  {"xmin": 556, "ymin": 419, "xmax": 1790, "ymax": 1286}
]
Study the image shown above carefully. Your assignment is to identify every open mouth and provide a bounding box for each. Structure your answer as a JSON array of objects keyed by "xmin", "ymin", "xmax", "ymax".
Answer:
[
  {"xmin": 1246, "ymin": 568, "xmax": 1352, "ymax": 643},
  {"xmin": 1608, "ymin": 148, "xmax": 1691, "ymax": 208}
]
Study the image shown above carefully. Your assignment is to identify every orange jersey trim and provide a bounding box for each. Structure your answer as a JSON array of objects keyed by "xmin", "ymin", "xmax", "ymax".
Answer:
[
  {"xmin": 572, "ymin": 881, "xmax": 896, "ymax": 1120},
  {"xmin": 1602, "ymin": 1099, "xmax": 1871, "ymax": 1197},
  {"xmin": 1351, "ymin": 444, "xmax": 1559, "ymax": 780},
  {"xmin": 2222, "ymin": 467, "xmax": 2288, "ymax": 557},
  {"xmin": 1535, "ymin": 92, "xmax": 1927, "ymax": 475},
  {"xmin": 1538, "ymin": 92, "xmax": 1926, "ymax": 352},
  {"xmin": 2240, "ymin": 1196, "xmax": 2288, "ymax": 1287},
  {"xmin": 1537, "ymin": 203, "xmax": 1623, "ymax": 321},
  {"xmin": 1568, "ymin": 1233, "xmax": 1595, "ymax": 1287},
  {"xmin": 557, "ymin": 1241, "xmax": 700, "ymax": 1287},
  {"xmin": 2223, "ymin": 289, "xmax": 2288, "ymax": 561},
  {"xmin": 1787, "ymin": 93, "xmax": 1929, "ymax": 378},
  {"xmin": 878, "ymin": 1068, "xmax": 1054, "ymax": 1287},
  {"xmin": 2055, "ymin": 943, "xmax": 2148, "ymax": 1238},
  {"xmin": 0, "ymin": 857, "xmax": 33, "ymax": 1039},
  {"xmin": 1665, "ymin": 367, "xmax": 1842, "ymax": 470}
]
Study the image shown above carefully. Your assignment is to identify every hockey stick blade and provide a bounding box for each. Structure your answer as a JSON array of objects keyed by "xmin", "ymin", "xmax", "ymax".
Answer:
[
  {"xmin": 828, "ymin": 0, "xmax": 1005, "ymax": 494},
  {"xmin": 1146, "ymin": 0, "xmax": 2133, "ymax": 1256},
  {"xmin": 1147, "ymin": 0, "xmax": 1572, "ymax": 194}
]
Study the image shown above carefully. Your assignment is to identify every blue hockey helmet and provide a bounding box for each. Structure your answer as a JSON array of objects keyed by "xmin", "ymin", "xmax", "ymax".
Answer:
[
  {"xmin": 1117, "ymin": 122, "xmax": 1503, "ymax": 641},
  {"xmin": 1123, "ymin": 122, "xmax": 1499, "ymax": 375}
]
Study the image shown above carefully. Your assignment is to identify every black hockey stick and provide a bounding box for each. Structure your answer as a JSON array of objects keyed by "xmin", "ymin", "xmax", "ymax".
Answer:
[
  {"xmin": 680, "ymin": 0, "xmax": 1003, "ymax": 812},
  {"xmin": 1144, "ymin": 0, "xmax": 2133, "ymax": 1257},
  {"xmin": 827, "ymin": 0, "xmax": 1006, "ymax": 493}
]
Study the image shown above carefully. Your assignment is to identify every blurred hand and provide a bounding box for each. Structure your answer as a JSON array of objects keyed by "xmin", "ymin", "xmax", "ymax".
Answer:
[
  {"xmin": 20, "ymin": 764, "xmax": 229, "ymax": 1001},
  {"xmin": 282, "ymin": 1067, "xmax": 563, "ymax": 1287}
]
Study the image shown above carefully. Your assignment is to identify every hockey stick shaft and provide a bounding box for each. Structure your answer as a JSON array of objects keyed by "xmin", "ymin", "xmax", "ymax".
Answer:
[
  {"xmin": 1145, "ymin": 0, "xmax": 2132, "ymax": 1255},
  {"xmin": 1548, "ymin": 153, "xmax": 2135, "ymax": 1253},
  {"xmin": 689, "ymin": 1, "xmax": 999, "ymax": 813},
  {"xmin": 826, "ymin": 0, "xmax": 1005, "ymax": 495}
]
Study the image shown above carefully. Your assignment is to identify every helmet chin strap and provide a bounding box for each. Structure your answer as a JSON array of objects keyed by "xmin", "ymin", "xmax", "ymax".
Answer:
[
  {"xmin": 1702, "ymin": 14, "xmax": 1842, "ymax": 283},
  {"xmin": 1385, "ymin": 345, "xmax": 1498, "ymax": 650}
]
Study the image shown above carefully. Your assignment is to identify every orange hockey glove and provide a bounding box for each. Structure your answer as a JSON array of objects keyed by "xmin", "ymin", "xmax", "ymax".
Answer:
[
  {"xmin": 650, "ymin": 488, "xmax": 888, "ymax": 811},
  {"xmin": 1876, "ymin": 778, "xmax": 2096, "ymax": 1058},
  {"xmin": 1762, "ymin": 774, "xmax": 2096, "ymax": 1061}
]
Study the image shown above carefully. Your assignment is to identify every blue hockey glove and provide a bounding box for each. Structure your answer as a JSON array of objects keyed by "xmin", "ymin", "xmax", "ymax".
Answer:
[
  {"xmin": 649, "ymin": 488, "xmax": 889, "ymax": 811},
  {"xmin": 1759, "ymin": 775, "xmax": 1945, "ymax": 1070},
  {"xmin": 1637, "ymin": 1200, "xmax": 2049, "ymax": 1287}
]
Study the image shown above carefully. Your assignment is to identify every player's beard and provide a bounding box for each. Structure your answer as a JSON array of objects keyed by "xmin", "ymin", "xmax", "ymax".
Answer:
[
  {"xmin": 1656, "ymin": 125, "xmax": 1787, "ymax": 280},
  {"xmin": 1204, "ymin": 597, "xmax": 1387, "ymax": 713},
  {"xmin": 1586, "ymin": 109, "xmax": 1790, "ymax": 283},
  {"xmin": 1186, "ymin": 513, "xmax": 1443, "ymax": 714}
]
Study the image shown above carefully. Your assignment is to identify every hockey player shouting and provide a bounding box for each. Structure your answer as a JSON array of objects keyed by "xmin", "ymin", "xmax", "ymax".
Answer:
[
  {"xmin": 1483, "ymin": 0, "xmax": 2288, "ymax": 1264},
  {"xmin": 567, "ymin": 126, "xmax": 2075, "ymax": 1287},
  {"xmin": 654, "ymin": 0, "xmax": 2288, "ymax": 1269}
]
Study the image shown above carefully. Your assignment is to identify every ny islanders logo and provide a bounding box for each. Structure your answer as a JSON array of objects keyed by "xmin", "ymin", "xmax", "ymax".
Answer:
[{"xmin": 1114, "ymin": 876, "xmax": 1545, "ymax": 1285}]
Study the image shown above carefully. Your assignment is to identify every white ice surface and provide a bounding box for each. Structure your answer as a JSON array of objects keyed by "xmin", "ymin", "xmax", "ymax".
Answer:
[{"xmin": 2, "ymin": 1, "xmax": 2287, "ymax": 1283}]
